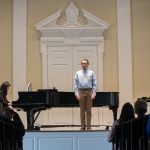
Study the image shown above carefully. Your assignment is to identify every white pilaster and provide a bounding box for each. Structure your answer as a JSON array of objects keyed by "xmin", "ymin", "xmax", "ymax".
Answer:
[
  {"xmin": 13, "ymin": 0, "xmax": 27, "ymax": 99},
  {"xmin": 117, "ymin": 0, "xmax": 133, "ymax": 105},
  {"xmin": 97, "ymin": 39, "xmax": 104, "ymax": 91},
  {"xmin": 40, "ymin": 41, "xmax": 48, "ymax": 89}
]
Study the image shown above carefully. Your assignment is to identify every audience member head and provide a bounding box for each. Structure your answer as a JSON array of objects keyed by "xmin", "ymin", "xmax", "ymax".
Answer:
[
  {"xmin": 1, "ymin": 107, "xmax": 14, "ymax": 120},
  {"xmin": 0, "ymin": 81, "xmax": 11, "ymax": 97},
  {"xmin": 119, "ymin": 102, "xmax": 135, "ymax": 123},
  {"xmin": 134, "ymin": 98, "xmax": 147, "ymax": 118}
]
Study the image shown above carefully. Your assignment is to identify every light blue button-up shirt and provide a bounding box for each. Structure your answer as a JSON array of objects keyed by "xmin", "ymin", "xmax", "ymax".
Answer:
[{"xmin": 74, "ymin": 69, "xmax": 97, "ymax": 96}]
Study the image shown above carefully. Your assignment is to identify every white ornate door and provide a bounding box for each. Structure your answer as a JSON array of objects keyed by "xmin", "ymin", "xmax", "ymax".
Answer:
[
  {"xmin": 48, "ymin": 46, "xmax": 73, "ymax": 91},
  {"xmin": 48, "ymin": 46, "xmax": 98, "ymax": 92}
]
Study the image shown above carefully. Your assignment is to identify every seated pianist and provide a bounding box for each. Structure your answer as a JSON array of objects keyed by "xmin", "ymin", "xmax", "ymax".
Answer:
[{"xmin": 0, "ymin": 81, "xmax": 25, "ymax": 150}]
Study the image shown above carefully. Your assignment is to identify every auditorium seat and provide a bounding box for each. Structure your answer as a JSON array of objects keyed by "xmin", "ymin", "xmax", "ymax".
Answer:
[
  {"xmin": 0, "ymin": 120, "xmax": 4, "ymax": 149},
  {"xmin": 115, "ymin": 124, "xmax": 123, "ymax": 150},
  {"xmin": 122, "ymin": 121, "xmax": 132, "ymax": 150},
  {"xmin": 131, "ymin": 115, "xmax": 148, "ymax": 150},
  {"xmin": 3, "ymin": 122, "xmax": 14, "ymax": 150},
  {"xmin": 0, "ymin": 118, "xmax": 24, "ymax": 150},
  {"xmin": 114, "ymin": 115, "xmax": 149, "ymax": 150}
]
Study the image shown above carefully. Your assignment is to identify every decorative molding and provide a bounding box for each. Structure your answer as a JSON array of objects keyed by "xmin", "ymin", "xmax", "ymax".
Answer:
[
  {"xmin": 36, "ymin": 2, "xmax": 109, "ymax": 90},
  {"xmin": 82, "ymin": 9, "xmax": 109, "ymax": 29},
  {"xmin": 35, "ymin": 10, "xmax": 62, "ymax": 29}
]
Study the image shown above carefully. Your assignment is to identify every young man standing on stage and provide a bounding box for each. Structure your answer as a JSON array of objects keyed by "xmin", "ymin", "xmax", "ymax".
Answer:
[{"xmin": 74, "ymin": 59, "xmax": 97, "ymax": 130}]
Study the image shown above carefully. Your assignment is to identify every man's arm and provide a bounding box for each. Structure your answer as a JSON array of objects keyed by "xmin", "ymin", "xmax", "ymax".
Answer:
[
  {"xmin": 74, "ymin": 73, "xmax": 80, "ymax": 100},
  {"xmin": 91, "ymin": 72, "xmax": 97, "ymax": 99}
]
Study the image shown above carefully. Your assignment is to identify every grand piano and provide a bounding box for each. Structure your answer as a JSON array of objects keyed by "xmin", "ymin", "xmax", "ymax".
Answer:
[{"xmin": 12, "ymin": 89, "xmax": 119, "ymax": 130}]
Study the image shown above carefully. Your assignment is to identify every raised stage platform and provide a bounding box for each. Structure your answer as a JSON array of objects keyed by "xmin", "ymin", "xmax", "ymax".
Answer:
[{"xmin": 23, "ymin": 130, "xmax": 111, "ymax": 150}]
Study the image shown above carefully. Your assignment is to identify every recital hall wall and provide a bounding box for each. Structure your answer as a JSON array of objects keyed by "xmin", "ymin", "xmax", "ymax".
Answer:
[
  {"xmin": 0, "ymin": 0, "xmax": 13, "ymax": 100},
  {"xmin": 131, "ymin": 0, "xmax": 150, "ymax": 99}
]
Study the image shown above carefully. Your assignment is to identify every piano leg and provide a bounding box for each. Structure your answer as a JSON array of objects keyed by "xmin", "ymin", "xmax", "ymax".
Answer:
[
  {"xmin": 26, "ymin": 108, "xmax": 44, "ymax": 130},
  {"xmin": 113, "ymin": 107, "xmax": 118, "ymax": 120},
  {"xmin": 26, "ymin": 110, "xmax": 34, "ymax": 130},
  {"xmin": 110, "ymin": 106, "xmax": 118, "ymax": 121}
]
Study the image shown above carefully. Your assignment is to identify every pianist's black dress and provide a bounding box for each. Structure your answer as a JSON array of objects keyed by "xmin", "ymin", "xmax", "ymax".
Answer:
[
  {"xmin": 0, "ymin": 90, "xmax": 9, "ymax": 108},
  {"xmin": 0, "ymin": 90, "xmax": 25, "ymax": 150}
]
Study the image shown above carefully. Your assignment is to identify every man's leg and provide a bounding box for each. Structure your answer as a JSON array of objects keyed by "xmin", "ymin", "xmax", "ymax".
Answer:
[
  {"xmin": 78, "ymin": 90, "xmax": 86, "ymax": 130},
  {"xmin": 86, "ymin": 90, "xmax": 93, "ymax": 130}
]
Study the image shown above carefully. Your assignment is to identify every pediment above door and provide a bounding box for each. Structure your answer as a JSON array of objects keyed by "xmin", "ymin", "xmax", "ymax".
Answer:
[{"xmin": 35, "ymin": 2, "xmax": 109, "ymax": 39}]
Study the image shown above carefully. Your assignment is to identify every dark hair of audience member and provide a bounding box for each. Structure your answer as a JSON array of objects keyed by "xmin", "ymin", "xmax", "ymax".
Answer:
[
  {"xmin": 134, "ymin": 99, "xmax": 147, "ymax": 118},
  {"xmin": 0, "ymin": 81, "xmax": 11, "ymax": 97},
  {"xmin": 119, "ymin": 102, "xmax": 135, "ymax": 123}
]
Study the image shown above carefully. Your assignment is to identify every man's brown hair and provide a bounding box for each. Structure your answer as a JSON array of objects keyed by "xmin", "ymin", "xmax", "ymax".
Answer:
[{"xmin": 81, "ymin": 59, "xmax": 89, "ymax": 64}]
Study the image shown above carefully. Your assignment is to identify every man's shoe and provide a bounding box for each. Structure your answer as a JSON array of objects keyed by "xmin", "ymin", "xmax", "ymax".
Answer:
[
  {"xmin": 80, "ymin": 126, "xmax": 86, "ymax": 130},
  {"xmin": 87, "ymin": 128, "xmax": 92, "ymax": 131}
]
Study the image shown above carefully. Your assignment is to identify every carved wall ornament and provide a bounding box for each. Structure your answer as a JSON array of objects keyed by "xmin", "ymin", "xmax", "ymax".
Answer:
[{"xmin": 65, "ymin": 2, "xmax": 79, "ymax": 26}]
